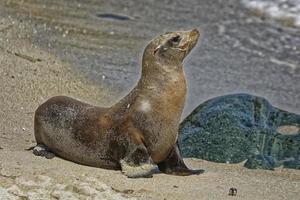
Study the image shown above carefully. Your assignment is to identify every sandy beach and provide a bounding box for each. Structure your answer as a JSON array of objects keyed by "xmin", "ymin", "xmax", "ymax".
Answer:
[{"xmin": 0, "ymin": 0, "xmax": 300, "ymax": 199}]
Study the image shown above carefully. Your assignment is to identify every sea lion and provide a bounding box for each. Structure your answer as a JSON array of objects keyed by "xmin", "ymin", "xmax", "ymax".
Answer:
[{"xmin": 33, "ymin": 29, "xmax": 204, "ymax": 178}]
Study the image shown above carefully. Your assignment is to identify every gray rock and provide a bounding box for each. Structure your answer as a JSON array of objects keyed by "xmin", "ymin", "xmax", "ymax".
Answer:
[{"xmin": 179, "ymin": 93, "xmax": 300, "ymax": 170}]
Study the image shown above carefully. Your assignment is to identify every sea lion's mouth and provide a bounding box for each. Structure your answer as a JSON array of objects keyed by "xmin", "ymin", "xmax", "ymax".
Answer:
[{"xmin": 178, "ymin": 43, "xmax": 189, "ymax": 51}]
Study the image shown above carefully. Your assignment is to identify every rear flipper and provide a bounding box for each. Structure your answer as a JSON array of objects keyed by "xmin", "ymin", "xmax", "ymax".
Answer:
[
  {"xmin": 158, "ymin": 143, "xmax": 204, "ymax": 176},
  {"xmin": 120, "ymin": 144, "xmax": 157, "ymax": 178},
  {"xmin": 33, "ymin": 144, "xmax": 55, "ymax": 159}
]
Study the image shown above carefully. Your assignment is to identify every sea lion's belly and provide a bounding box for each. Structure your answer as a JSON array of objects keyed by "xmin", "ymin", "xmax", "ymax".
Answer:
[{"xmin": 34, "ymin": 96, "xmax": 119, "ymax": 169}]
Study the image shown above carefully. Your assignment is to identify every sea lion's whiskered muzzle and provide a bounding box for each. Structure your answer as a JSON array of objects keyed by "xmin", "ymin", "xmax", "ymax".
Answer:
[{"xmin": 149, "ymin": 29, "xmax": 200, "ymax": 66}]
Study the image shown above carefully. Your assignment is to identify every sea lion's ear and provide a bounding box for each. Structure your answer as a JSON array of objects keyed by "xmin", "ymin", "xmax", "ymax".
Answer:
[
  {"xmin": 154, "ymin": 44, "xmax": 169, "ymax": 55},
  {"xmin": 154, "ymin": 45, "xmax": 161, "ymax": 55}
]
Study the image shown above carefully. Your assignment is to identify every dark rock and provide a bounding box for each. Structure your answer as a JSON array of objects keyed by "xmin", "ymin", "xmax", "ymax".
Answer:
[{"xmin": 179, "ymin": 93, "xmax": 300, "ymax": 170}]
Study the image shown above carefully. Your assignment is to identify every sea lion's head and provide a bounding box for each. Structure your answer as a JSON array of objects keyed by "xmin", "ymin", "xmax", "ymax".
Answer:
[{"xmin": 143, "ymin": 29, "xmax": 200, "ymax": 67}]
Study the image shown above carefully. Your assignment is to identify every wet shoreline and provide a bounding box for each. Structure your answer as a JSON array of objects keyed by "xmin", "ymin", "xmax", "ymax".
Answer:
[{"xmin": 1, "ymin": 0, "xmax": 299, "ymax": 117}]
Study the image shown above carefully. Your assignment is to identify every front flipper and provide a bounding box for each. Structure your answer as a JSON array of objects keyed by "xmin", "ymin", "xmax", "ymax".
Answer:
[
  {"xmin": 158, "ymin": 142, "xmax": 204, "ymax": 176},
  {"xmin": 33, "ymin": 144, "xmax": 55, "ymax": 159},
  {"xmin": 120, "ymin": 144, "xmax": 157, "ymax": 178}
]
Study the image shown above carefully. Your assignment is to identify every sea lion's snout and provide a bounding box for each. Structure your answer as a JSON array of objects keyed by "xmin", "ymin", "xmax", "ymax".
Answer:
[
  {"xmin": 178, "ymin": 29, "xmax": 200, "ymax": 57},
  {"xmin": 188, "ymin": 29, "xmax": 200, "ymax": 45},
  {"xmin": 189, "ymin": 29, "xmax": 200, "ymax": 38}
]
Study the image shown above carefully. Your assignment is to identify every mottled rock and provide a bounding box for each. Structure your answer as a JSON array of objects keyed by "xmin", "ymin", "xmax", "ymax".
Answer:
[{"xmin": 179, "ymin": 93, "xmax": 300, "ymax": 170}]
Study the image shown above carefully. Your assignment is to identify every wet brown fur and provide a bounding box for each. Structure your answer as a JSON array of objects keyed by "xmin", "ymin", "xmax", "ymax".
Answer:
[{"xmin": 34, "ymin": 29, "xmax": 204, "ymax": 177}]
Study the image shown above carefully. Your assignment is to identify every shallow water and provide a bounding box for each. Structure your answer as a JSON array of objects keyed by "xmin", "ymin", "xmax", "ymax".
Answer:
[
  {"xmin": 242, "ymin": 0, "xmax": 300, "ymax": 27},
  {"xmin": 1, "ymin": 0, "xmax": 299, "ymax": 117}
]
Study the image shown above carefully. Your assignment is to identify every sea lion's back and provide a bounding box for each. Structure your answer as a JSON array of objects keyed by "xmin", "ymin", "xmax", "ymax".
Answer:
[
  {"xmin": 35, "ymin": 96, "xmax": 89, "ymax": 131},
  {"xmin": 33, "ymin": 96, "xmax": 116, "ymax": 167}
]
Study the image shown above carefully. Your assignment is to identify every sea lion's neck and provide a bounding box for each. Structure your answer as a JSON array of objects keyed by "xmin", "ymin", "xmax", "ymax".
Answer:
[
  {"xmin": 138, "ymin": 62, "xmax": 186, "ymax": 96},
  {"xmin": 113, "ymin": 61, "xmax": 187, "ymax": 121}
]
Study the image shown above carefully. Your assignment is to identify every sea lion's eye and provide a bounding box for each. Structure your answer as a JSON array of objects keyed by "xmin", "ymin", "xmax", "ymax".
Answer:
[{"xmin": 171, "ymin": 36, "xmax": 181, "ymax": 43}]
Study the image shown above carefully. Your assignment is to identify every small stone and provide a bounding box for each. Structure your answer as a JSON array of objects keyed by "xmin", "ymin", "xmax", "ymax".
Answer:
[{"xmin": 228, "ymin": 187, "xmax": 237, "ymax": 196}]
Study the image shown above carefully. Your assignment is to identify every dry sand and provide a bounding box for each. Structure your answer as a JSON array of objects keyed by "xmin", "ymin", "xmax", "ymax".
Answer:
[{"xmin": 0, "ymin": 5, "xmax": 300, "ymax": 200}]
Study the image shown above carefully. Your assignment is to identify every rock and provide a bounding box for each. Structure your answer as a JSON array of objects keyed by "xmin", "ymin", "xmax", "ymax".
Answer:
[{"xmin": 179, "ymin": 93, "xmax": 300, "ymax": 170}]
